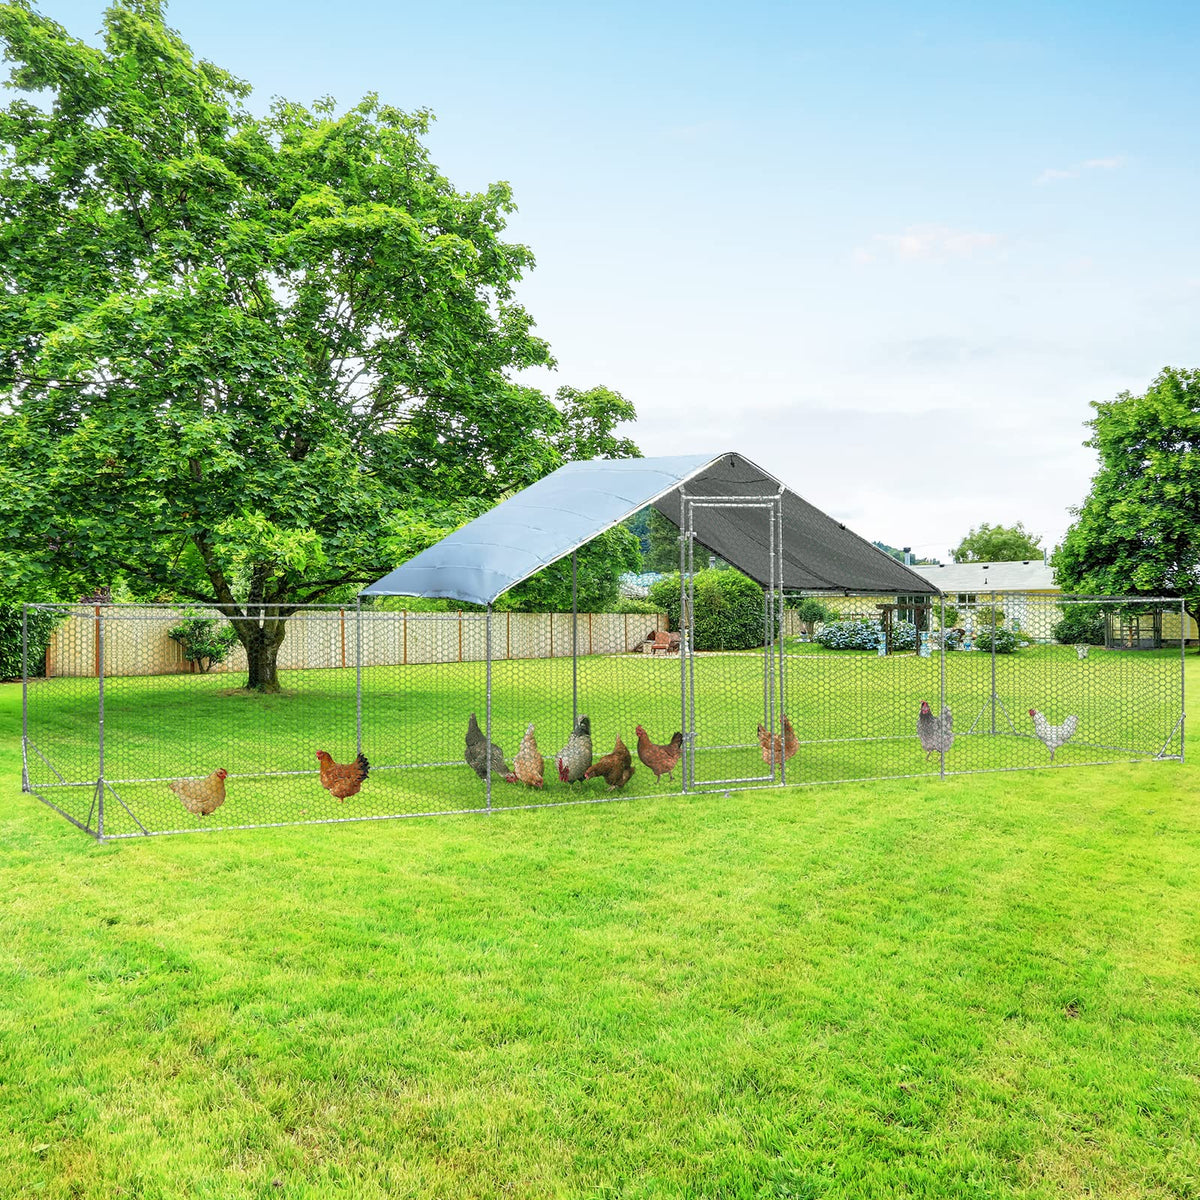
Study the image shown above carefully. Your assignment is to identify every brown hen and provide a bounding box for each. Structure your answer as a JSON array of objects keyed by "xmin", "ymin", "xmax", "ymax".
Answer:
[
  {"xmin": 584, "ymin": 735, "xmax": 634, "ymax": 790},
  {"xmin": 756, "ymin": 715, "xmax": 798, "ymax": 766},
  {"xmin": 315, "ymin": 749, "xmax": 370, "ymax": 801},
  {"xmin": 635, "ymin": 725, "xmax": 683, "ymax": 783}
]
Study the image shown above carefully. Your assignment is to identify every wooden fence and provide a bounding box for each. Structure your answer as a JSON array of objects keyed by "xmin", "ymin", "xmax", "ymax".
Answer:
[{"xmin": 41, "ymin": 607, "xmax": 671, "ymax": 679}]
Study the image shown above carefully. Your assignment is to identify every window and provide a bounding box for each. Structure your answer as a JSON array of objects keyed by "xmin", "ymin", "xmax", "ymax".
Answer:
[
  {"xmin": 956, "ymin": 593, "xmax": 977, "ymax": 606},
  {"xmin": 897, "ymin": 594, "xmax": 930, "ymax": 628}
]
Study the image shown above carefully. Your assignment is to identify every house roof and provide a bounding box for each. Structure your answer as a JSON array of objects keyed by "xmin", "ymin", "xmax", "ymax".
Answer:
[
  {"xmin": 361, "ymin": 452, "xmax": 939, "ymax": 606},
  {"xmin": 910, "ymin": 560, "xmax": 1057, "ymax": 593}
]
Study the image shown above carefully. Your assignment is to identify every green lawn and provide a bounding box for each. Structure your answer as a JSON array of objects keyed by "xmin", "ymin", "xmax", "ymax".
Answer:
[{"xmin": 2, "ymin": 654, "xmax": 1198, "ymax": 1198}]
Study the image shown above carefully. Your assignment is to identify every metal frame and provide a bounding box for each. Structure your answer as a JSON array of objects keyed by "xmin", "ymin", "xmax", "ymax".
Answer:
[
  {"xmin": 679, "ymin": 491, "xmax": 787, "ymax": 792},
  {"xmin": 18, "ymin": 588, "xmax": 1188, "ymax": 842}
]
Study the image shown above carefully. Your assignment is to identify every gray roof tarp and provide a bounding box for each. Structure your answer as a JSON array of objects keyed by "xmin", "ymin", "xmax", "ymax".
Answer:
[{"xmin": 361, "ymin": 452, "xmax": 938, "ymax": 605}]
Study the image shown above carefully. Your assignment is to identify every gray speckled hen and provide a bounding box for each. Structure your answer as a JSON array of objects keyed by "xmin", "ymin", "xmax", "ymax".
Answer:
[
  {"xmin": 556, "ymin": 715, "xmax": 592, "ymax": 783},
  {"xmin": 465, "ymin": 711, "xmax": 508, "ymax": 780}
]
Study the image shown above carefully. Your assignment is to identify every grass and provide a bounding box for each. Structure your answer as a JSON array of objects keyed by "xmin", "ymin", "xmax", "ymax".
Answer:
[{"xmin": 2, "ymin": 653, "xmax": 1199, "ymax": 1197}]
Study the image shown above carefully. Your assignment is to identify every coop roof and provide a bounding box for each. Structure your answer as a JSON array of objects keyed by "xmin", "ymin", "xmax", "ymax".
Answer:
[{"xmin": 361, "ymin": 452, "xmax": 939, "ymax": 606}]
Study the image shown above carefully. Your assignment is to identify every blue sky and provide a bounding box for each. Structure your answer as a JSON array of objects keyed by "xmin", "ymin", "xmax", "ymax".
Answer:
[{"xmin": 33, "ymin": 1, "xmax": 1200, "ymax": 559}]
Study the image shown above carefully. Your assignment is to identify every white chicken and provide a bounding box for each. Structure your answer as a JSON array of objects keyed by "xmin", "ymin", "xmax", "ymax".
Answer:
[
  {"xmin": 916, "ymin": 701, "xmax": 954, "ymax": 759},
  {"xmin": 1029, "ymin": 708, "xmax": 1079, "ymax": 761}
]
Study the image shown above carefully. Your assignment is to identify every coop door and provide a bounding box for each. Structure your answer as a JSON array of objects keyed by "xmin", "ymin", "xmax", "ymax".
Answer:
[{"xmin": 681, "ymin": 496, "xmax": 785, "ymax": 791}]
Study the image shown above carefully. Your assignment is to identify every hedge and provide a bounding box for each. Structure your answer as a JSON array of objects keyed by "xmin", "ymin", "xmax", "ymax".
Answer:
[
  {"xmin": 648, "ymin": 570, "xmax": 773, "ymax": 651},
  {"xmin": 0, "ymin": 604, "xmax": 59, "ymax": 681}
]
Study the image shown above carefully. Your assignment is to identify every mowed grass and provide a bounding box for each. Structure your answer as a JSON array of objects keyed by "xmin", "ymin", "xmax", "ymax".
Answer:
[
  {"xmin": 2, "ymin": 654, "xmax": 1199, "ymax": 1198},
  {"xmin": 20, "ymin": 643, "xmax": 1184, "ymax": 837}
]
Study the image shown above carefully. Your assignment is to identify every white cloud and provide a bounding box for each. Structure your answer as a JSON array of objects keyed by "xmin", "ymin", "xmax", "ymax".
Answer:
[
  {"xmin": 852, "ymin": 224, "xmax": 999, "ymax": 264},
  {"xmin": 1035, "ymin": 156, "xmax": 1125, "ymax": 184}
]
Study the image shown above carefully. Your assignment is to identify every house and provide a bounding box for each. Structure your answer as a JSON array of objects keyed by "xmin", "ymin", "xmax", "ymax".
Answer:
[
  {"xmin": 908, "ymin": 560, "xmax": 1058, "ymax": 638},
  {"xmin": 819, "ymin": 558, "xmax": 1197, "ymax": 645}
]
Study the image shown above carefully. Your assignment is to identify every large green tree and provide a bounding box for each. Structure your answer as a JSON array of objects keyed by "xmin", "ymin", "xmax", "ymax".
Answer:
[
  {"xmin": 951, "ymin": 522, "xmax": 1043, "ymax": 563},
  {"xmin": 0, "ymin": 1, "xmax": 637, "ymax": 688},
  {"xmin": 1057, "ymin": 367, "xmax": 1200, "ymax": 646}
]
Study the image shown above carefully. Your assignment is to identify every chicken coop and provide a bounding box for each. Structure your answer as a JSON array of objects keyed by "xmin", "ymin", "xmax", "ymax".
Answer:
[
  {"xmin": 1105, "ymin": 609, "xmax": 1163, "ymax": 651},
  {"xmin": 20, "ymin": 453, "xmax": 1188, "ymax": 841}
]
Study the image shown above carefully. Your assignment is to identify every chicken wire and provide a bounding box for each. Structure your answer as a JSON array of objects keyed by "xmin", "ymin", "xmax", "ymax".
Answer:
[{"xmin": 20, "ymin": 592, "xmax": 1187, "ymax": 841}]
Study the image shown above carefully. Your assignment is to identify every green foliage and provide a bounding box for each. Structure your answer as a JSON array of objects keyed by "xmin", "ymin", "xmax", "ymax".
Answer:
[
  {"xmin": 494, "ymin": 526, "xmax": 642, "ymax": 613},
  {"xmin": 790, "ymin": 597, "xmax": 834, "ymax": 639},
  {"xmin": 614, "ymin": 597, "xmax": 661, "ymax": 615},
  {"xmin": 1052, "ymin": 605, "xmax": 1106, "ymax": 646},
  {"xmin": 0, "ymin": 2, "xmax": 638, "ymax": 687},
  {"xmin": 952, "ymin": 523, "xmax": 1043, "ymax": 563},
  {"xmin": 626, "ymin": 507, "xmax": 680, "ymax": 573},
  {"xmin": 0, "ymin": 604, "xmax": 57, "ymax": 680},
  {"xmin": 547, "ymin": 385, "xmax": 639, "ymax": 462},
  {"xmin": 790, "ymin": 597, "xmax": 834, "ymax": 623},
  {"xmin": 648, "ymin": 570, "xmax": 769, "ymax": 651},
  {"xmin": 167, "ymin": 616, "xmax": 238, "ymax": 673},
  {"xmin": 974, "ymin": 626, "xmax": 1019, "ymax": 654},
  {"xmin": 974, "ymin": 605, "xmax": 1005, "ymax": 629},
  {"xmin": 1057, "ymin": 367, "xmax": 1200, "ymax": 648},
  {"xmin": 937, "ymin": 606, "xmax": 960, "ymax": 629}
]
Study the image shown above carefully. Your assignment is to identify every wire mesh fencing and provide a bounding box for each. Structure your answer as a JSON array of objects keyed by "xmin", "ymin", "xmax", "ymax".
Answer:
[{"xmin": 20, "ymin": 594, "xmax": 1187, "ymax": 841}]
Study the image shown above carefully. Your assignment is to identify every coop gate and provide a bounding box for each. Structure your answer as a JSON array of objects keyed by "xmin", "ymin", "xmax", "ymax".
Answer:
[{"xmin": 678, "ymin": 488, "xmax": 788, "ymax": 792}]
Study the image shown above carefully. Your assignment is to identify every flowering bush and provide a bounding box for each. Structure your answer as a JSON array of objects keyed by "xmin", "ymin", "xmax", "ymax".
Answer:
[{"xmin": 814, "ymin": 619, "xmax": 917, "ymax": 651}]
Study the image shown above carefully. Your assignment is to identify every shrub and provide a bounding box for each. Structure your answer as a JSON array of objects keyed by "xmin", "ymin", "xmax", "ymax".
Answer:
[
  {"xmin": 1052, "ymin": 606, "xmax": 1105, "ymax": 646},
  {"xmin": 648, "ymin": 570, "xmax": 770, "ymax": 651},
  {"xmin": 974, "ymin": 626, "xmax": 1019, "ymax": 654},
  {"xmin": 975, "ymin": 605, "xmax": 1005, "ymax": 629},
  {"xmin": 936, "ymin": 606, "xmax": 959, "ymax": 629},
  {"xmin": 168, "ymin": 617, "xmax": 239, "ymax": 673},
  {"xmin": 791, "ymin": 597, "xmax": 834, "ymax": 638},
  {"xmin": 614, "ymin": 597, "xmax": 661, "ymax": 615},
  {"xmin": 0, "ymin": 604, "xmax": 59, "ymax": 680},
  {"xmin": 812, "ymin": 618, "xmax": 915, "ymax": 651}
]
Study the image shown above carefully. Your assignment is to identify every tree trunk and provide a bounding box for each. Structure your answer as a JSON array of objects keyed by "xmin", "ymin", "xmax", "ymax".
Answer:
[{"xmin": 233, "ymin": 617, "xmax": 288, "ymax": 692}]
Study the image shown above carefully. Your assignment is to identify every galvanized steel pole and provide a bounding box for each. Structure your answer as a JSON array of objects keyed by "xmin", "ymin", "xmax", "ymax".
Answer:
[
  {"xmin": 21, "ymin": 604, "xmax": 28, "ymax": 792},
  {"xmin": 939, "ymin": 594, "xmax": 947, "ymax": 780},
  {"xmin": 486, "ymin": 604, "xmax": 493, "ymax": 813},
  {"xmin": 96, "ymin": 608, "xmax": 105, "ymax": 840},
  {"xmin": 571, "ymin": 551, "xmax": 578, "ymax": 727},
  {"xmin": 355, "ymin": 596, "xmax": 363, "ymax": 757}
]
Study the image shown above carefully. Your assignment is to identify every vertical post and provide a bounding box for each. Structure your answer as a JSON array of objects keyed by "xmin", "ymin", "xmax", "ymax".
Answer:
[
  {"xmin": 403, "ymin": 610, "xmax": 408, "ymax": 665},
  {"xmin": 691, "ymin": 503, "xmax": 699, "ymax": 790},
  {"xmin": 679, "ymin": 489, "xmax": 689, "ymax": 792},
  {"xmin": 355, "ymin": 597, "xmax": 363, "ymax": 758},
  {"xmin": 94, "ymin": 604, "xmax": 101, "ymax": 679},
  {"xmin": 485, "ymin": 605, "xmax": 493, "ymax": 813},
  {"xmin": 990, "ymin": 599, "xmax": 997, "ymax": 736},
  {"xmin": 572, "ymin": 550, "xmax": 578, "ymax": 726},
  {"xmin": 458, "ymin": 612, "xmax": 463, "ymax": 663},
  {"xmin": 97, "ymin": 608, "xmax": 105, "ymax": 841},
  {"xmin": 1182, "ymin": 598, "xmax": 1188, "ymax": 763},
  {"xmin": 21, "ymin": 604, "xmax": 29, "ymax": 792},
  {"xmin": 939, "ymin": 594, "xmax": 947, "ymax": 780},
  {"xmin": 340, "ymin": 607, "xmax": 347, "ymax": 668},
  {"xmin": 764, "ymin": 503, "xmax": 775, "ymax": 779},
  {"xmin": 778, "ymin": 497, "xmax": 786, "ymax": 787},
  {"xmin": 507, "ymin": 610, "xmax": 512, "ymax": 660}
]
